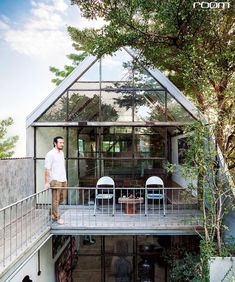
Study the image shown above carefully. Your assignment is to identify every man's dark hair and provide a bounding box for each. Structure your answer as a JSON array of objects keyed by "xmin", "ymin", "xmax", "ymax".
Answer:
[{"xmin": 53, "ymin": 136, "xmax": 64, "ymax": 146}]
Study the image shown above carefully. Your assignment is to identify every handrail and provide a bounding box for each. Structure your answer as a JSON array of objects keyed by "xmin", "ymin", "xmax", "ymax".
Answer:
[
  {"xmin": 0, "ymin": 188, "xmax": 49, "ymax": 212},
  {"xmin": 50, "ymin": 186, "xmax": 187, "ymax": 190},
  {"xmin": 0, "ymin": 186, "xmax": 200, "ymax": 274}
]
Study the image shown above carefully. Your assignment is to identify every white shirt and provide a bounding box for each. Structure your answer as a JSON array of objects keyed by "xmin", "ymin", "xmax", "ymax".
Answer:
[{"xmin": 45, "ymin": 148, "xmax": 67, "ymax": 182}]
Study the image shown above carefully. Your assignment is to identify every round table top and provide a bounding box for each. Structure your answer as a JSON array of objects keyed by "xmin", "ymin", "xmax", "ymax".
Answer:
[{"xmin": 118, "ymin": 197, "xmax": 144, "ymax": 204}]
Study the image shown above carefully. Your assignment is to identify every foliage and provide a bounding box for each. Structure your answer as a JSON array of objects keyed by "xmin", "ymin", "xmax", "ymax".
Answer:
[
  {"xmin": 39, "ymin": 93, "xmax": 119, "ymax": 122},
  {"xmin": 163, "ymin": 249, "xmax": 201, "ymax": 282},
  {"xmin": 50, "ymin": 52, "xmax": 88, "ymax": 85},
  {"xmin": 166, "ymin": 121, "xmax": 234, "ymax": 280},
  {"xmin": 69, "ymin": 0, "xmax": 235, "ymax": 172},
  {"xmin": 0, "ymin": 117, "xmax": 18, "ymax": 158}
]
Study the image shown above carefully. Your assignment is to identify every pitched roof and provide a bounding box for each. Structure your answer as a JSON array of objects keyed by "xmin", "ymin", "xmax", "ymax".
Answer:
[{"xmin": 26, "ymin": 47, "xmax": 203, "ymax": 127}]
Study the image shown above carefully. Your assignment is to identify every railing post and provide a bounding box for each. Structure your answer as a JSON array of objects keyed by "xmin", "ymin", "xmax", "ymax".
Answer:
[
  {"xmin": 10, "ymin": 206, "xmax": 12, "ymax": 262},
  {"xmin": 3, "ymin": 209, "xmax": 6, "ymax": 267},
  {"xmin": 30, "ymin": 197, "xmax": 32, "ymax": 243},
  {"xmin": 16, "ymin": 204, "xmax": 18, "ymax": 257},
  {"xmin": 21, "ymin": 201, "xmax": 23, "ymax": 251}
]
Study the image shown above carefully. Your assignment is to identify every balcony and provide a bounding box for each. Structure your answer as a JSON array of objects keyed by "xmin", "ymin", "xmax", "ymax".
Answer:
[{"xmin": 0, "ymin": 186, "xmax": 202, "ymax": 275}]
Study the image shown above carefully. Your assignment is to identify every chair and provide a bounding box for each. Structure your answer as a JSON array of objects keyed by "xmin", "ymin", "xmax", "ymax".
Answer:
[
  {"xmin": 145, "ymin": 176, "xmax": 166, "ymax": 216},
  {"xmin": 94, "ymin": 176, "xmax": 115, "ymax": 216}
]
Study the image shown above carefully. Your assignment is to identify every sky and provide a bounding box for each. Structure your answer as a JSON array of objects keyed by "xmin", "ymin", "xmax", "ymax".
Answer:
[{"xmin": 0, "ymin": 0, "xmax": 105, "ymax": 157}]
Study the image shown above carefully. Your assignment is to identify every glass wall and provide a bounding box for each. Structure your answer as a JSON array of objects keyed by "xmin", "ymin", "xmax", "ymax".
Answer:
[
  {"xmin": 35, "ymin": 125, "xmax": 168, "ymax": 192},
  {"xmin": 73, "ymin": 235, "xmax": 200, "ymax": 281},
  {"xmin": 34, "ymin": 48, "xmax": 196, "ymax": 193}
]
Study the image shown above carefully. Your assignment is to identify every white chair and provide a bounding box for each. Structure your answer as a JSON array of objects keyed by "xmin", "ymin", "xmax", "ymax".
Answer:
[
  {"xmin": 94, "ymin": 176, "xmax": 115, "ymax": 216},
  {"xmin": 145, "ymin": 176, "xmax": 166, "ymax": 216}
]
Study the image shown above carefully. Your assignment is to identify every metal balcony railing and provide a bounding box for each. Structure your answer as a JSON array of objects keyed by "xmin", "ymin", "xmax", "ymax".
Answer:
[
  {"xmin": 0, "ymin": 189, "xmax": 51, "ymax": 273},
  {"xmin": 52, "ymin": 187, "xmax": 201, "ymax": 230},
  {"xmin": 0, "ymin": 186, "xmax": 201, "ymax": 275}
]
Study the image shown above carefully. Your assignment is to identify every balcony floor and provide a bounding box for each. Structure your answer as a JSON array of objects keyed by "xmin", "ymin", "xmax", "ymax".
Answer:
[
  {"xmin": 0, "ymin": 204, "xmax": 202, "ymax": 276},
  {"xmin": 51, "ymin": 205, "xmax": 203, "ymax": 235}
]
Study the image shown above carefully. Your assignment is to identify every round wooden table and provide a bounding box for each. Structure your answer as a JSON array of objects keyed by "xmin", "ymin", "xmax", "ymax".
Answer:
[{"xmin": 118, "ymin": 197, "xmax": 144, "ymax": 214}]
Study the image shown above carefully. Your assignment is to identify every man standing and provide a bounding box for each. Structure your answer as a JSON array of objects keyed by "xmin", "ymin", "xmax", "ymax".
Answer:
[{"xmin": 45, "ymin": 136, "xmax": 67, "ymax": 224}]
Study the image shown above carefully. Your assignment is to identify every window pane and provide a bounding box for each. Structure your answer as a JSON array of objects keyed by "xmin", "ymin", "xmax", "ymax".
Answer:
[
  {"xmin": 77, "ymin": 58, "xmax": 100, "ymax": 81},
  {"xmin": 106, "ymin": 256, "xmax": 133, "ymax": 282},
  {"xmin": 37, "ymin": 93, "xmax": 67, "ymax": 122},
  {"xmin": 36, "ymin": 127, "xmax": 67, "ymax": 158},
  {"xmin": 101, "ymin": 90, "xmax": 133, "ymax": 122},
  {"xmin": 68, "ymin": 91, "xmax": 100, "ymax": 122},
  {"xmin": 101, "ymin": 127, "xmax": 132, "ymax": 158},
  {"xmin": 70, "ymin": 81, "xmax": 100, "ymax": 90},
  {"xmin": 74, "ymin": 255, "xmax": 101, "ymax": 281},
  {"xmin": 77, "ymin": 236, "xmax": 101, "ymax": 254},
  {"xmin": 101, "ymin": 49, "xmax": 133, "ymax": 81},
  {"xmin": 105, "ymin": 236, "xmax": 133, "ymax": 253},
  {"xmin": 167, "ymin": 93, "xmax": 195, "ymax": 122},
  {"xmin": 68, "ymin": 128, "xmax": 98, "ymax": 158},
  {"xmin": 79, "ymin": 159, "xmax": 99, "ymax": 187},
  {"xmin": 135, "ymin": 127, "xmax": 166, "ymax": 158},
  {"xmin": 135, "ymin": 91, "xmax": 166, "ymax": 122}
]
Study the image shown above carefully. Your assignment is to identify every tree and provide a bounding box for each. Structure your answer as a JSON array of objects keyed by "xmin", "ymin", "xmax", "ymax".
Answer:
[
  {"xmin": 50, "ymin": 52, "xmax": 88, "ymax": 85},
  {"xmin": 0, "ymin": 117, "xmax": 19, "ymax": 158},
  {"xmin": 167, "ymin": 121, "xmax": 234, "ymax": 280},
  {"xmin": 68, "ymin": 0, "xmax": 235, "ymax": 172}
]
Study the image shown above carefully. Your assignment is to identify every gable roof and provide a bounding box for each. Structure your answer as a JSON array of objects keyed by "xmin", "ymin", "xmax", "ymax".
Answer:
[
  {"xmin": 26, "ymin": 47, "xmax": 203, "ymax": 127},
  {"xmin": 26, "ymin": 55, "xmax": 98, "ymax": 127}
]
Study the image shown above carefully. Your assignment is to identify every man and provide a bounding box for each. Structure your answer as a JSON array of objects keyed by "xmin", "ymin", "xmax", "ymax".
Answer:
[{"xmin": 45, "ymin": 136, "xmax": 67, "ymax": 224}]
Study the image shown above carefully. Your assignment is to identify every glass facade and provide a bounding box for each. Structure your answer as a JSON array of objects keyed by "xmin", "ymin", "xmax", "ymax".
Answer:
[
  {"xmin": 34, "ymin": 48, "xmax": 196, "ymax": 192},
  {"xmin": 72, "ymin": 235, "xmax": 200, "ymax": 281}
]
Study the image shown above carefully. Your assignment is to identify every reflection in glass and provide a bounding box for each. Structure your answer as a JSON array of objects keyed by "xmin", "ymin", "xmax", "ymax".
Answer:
[
  {"xmin": 105, "ymin": 236, "xmax": 133, "ymax": 253},
  {"xmin": 167, "ymin": 93, "xmax": 195, "ymax": 122},
  {"xmin": 68, "ymin": 127, "xmax": 98, "ymax": 158},
  {"xmin": 68, "ymin": 91, "xmax": 100, "ymax": 122},
  {"xmin": 77, "ymin": 236, "xmax": 101, "ymax": 254},
  {"xmin": 38, "ymin": 93, "xmax": 67, "ymax": 122},
  {"xmin": 79, "ymin": 159, "xmax": 99, "ymax": 187},
  {"xmin": 101, "ymin": 127, "xmax": 132, "ymax": 158},
  {"xmin": 134, "ymin": 127, "xmax": 166, "ymax": 158},
  {"xmin": 101, "ymin": 91, "xmax": 132, "ymax": 122},
  {"xmin": 74, "ymin": 255, "xmax": 101, "ymax": 281},
  {"xmin": 107, "ymin": 255, "xmax": 133, "ymax": 282}
]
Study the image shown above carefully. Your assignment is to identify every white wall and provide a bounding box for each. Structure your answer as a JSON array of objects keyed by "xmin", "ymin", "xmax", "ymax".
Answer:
[
  {"xmin": 9, "ymin": 237, "xmax": 55, "ymax": 282},
  {"xmin": 171, "ymin": 134, "xmax": 197, "ymax": 191},
  {"xmin": 8, "ymin": 236, "xmax": 77, "ymax": 282},
  {"xmin": 210, "ymin": 257, "xmax": 235, "ymax": 281}
]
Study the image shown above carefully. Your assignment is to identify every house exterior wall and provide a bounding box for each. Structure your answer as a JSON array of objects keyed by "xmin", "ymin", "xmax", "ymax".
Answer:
[
  {"xmin": 171, "ymin": 134, "xmax": 197, "ymax": 194},
  {"xmin": 0, "ymin": 158, "xmax": 34, "ymax": 208},
  {"xmin": 9, "ymin": 238, "xmax": 55, "ymax": 282},
  {"xmin": 26, "ymin": 126, "xmax": 34, "ymax": 157},
  {"xmin": 210, "ymin": 257, "xmax": 235, "ymax": 281}
]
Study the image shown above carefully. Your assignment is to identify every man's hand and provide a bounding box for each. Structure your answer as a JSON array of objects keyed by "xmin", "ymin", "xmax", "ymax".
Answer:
[{"xmin": 45, "ymin": 169, "xmax": 50, "ymax": 189}]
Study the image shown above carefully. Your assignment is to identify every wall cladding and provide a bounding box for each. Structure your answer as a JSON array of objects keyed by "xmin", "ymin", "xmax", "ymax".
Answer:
[{"xmin": 0, "ymin": 158, "xmax": 34, "ymax": 208}]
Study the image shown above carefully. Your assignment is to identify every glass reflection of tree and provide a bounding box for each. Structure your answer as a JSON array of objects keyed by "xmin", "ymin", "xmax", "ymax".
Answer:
[
  {"xmin": 39, "ymin": 94, "xmax": 67, "ymax": 122},
  {"xmin": 109, "ymin": 61, "xmax": 193, "ymax": 122},
  {"xmin": 39, "ymin": 93, "xmax": 118, "ymax": 122},
  {"xmin": 106, "ymin": 61, "xmax": 167, "ymax": 122},
  {"xmin": 68, "ymin": 93, "xmax": 119, "ymax": 122}
]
